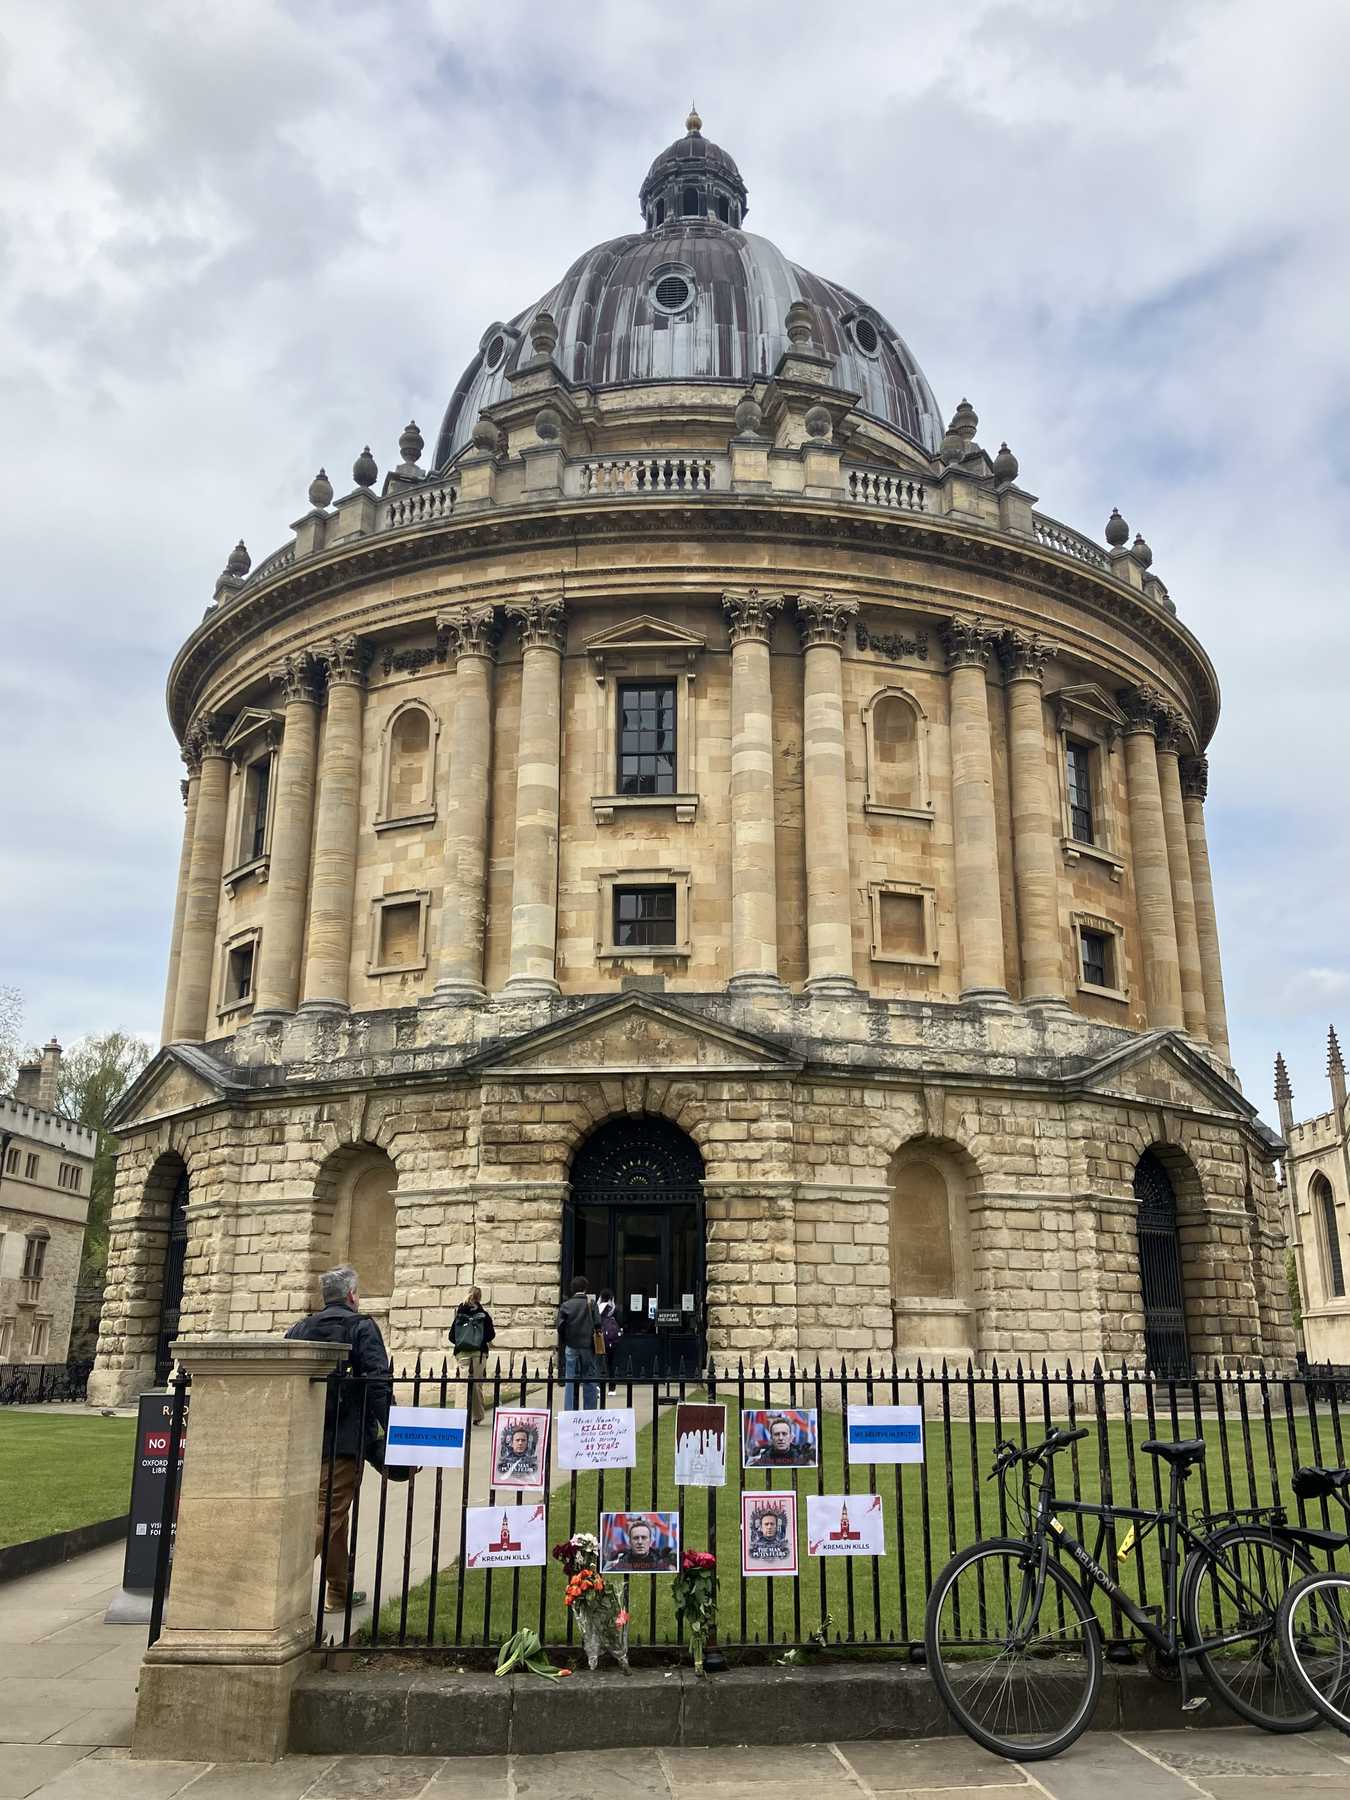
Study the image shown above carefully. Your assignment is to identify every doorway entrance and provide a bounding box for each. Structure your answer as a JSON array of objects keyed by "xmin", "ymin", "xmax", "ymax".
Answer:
[
  {"xmin": 566, "ymin": 1116, "xmax": 705, "ymax": 1376},
  {"xmin": 1134, "ymin": 1149, "xmax": 1191, "ymax": 1378}
]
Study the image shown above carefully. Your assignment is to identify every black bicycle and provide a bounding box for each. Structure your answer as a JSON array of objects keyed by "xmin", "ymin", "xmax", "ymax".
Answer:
[
  {"xmin": 923, "ymin": 1426, "xmax": 1334, "ymax": 1760},
  {"xmin": 1275, "ymin": 1464, "xmax": 1350, "ymax": 1734}
]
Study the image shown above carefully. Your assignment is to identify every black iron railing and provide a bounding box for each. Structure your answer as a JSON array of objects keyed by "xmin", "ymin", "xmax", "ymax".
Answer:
[{"xmin": 0, "ymin": 1359, "xmax": 93, "ymax": 1405}]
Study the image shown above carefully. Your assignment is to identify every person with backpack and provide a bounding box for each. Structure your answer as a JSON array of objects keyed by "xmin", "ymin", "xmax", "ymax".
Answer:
[
  {"xmin": 450, "ymin": 1285, "xmax": 495, "ymax": 1424},
  {"xmin": 555, "ymin": 1275, "xmax": 603, "ymax": 1411},
  {"xmin": 285, "ymin": 1264, "xmax": 392, "ymax": 1613},
  {"xmin": 597, "ymin": 1286, "xmax": 621, "ymax": 1390}
]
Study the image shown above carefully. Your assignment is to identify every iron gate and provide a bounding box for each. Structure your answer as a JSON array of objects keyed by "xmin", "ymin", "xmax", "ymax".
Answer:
[{"xmin": 1134, "ymin": 1150, "xmax": 1191, "ymax": 1377}]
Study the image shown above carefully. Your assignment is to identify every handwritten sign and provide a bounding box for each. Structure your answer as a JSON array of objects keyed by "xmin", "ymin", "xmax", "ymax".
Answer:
[
  {"xmin": 464, "ymin": 1504, "xmax": 547, "ymax": 1568},
  {"xmin": 556, "ymin": 1408, "xmax": 637, "ymax": 1471}
]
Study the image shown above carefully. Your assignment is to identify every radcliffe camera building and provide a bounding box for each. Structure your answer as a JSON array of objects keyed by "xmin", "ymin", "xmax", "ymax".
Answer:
[{"xmin": 91, "ymin": 114, "xmax": 1293, "ymax": 1405}]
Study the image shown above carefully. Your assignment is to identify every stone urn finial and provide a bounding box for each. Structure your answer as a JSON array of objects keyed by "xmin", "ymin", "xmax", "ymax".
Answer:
[
  {"xmin": 951, "ymin": 398, "xmax": 979, "ymax": 443},
  {"xmin": 1105, "ymin": 508, "xmax": 1130, "ymax": 548},
  {"xmin": 1131, "ymin": 532, "xmax": 1153, "ymax": 569},
  {"xmin": 308, "ymin": 468, "xmax": 333, "ymax": 510},
  {"xmin": 734, "ymin": 390, "xmax": 763, "ymax": 437},
  {"xmin": 226, "ymin": 539, "xmax": 251, "ymax": 578},
  {"xmin": 398, "ymin": 421, "xmax": 424, "ymax": 467},
  {"xmin": 785, "ymin": 300, "xmax": 815, "ymax": 350},
  {"xmin": 471, "ymin": 416, "xmax": 499, "ymax": 455},
  {"xmin": 533, "ymin": 404, "xmax": 562, "ymax": 442},
  {"xmin": 804, "ymin": 404, "xmax": 832, "ymax": 442},
  {"xmin": 353, "ymin": 446, "xmax": 378, "ymax": 489},
  {"xmin": 993, "ymin": 442, "xmax": 1019, "ymax": 484},
  {"xmin": 530, "ymin": 310, "xmax": 559, "ymax": 358}
]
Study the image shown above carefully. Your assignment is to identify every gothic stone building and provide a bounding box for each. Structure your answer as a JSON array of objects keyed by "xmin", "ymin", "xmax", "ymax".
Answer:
[
  {"xmin": 91, "ymin": 115, "xmax": 1292, "ymax": 1405},
  {"xmin": 1277, "ymin": 1034, "xmax": 1350, "ymax": 1362}
]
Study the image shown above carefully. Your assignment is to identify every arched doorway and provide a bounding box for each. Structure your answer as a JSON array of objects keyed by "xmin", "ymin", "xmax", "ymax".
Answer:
[
  {"xmin": 566, "ymin": 1117, "xmax": 705, "ymax": 1375},
  {"xmin": 1134, "ymin": 1150, "xmax": 1191, "ymax": 1377},
  {"xmin": 153, "ymin": 1160, "xmax": 189, "ymax": 1385}
]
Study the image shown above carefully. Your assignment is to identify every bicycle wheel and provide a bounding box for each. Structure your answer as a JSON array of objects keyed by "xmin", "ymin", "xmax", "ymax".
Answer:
[
  {"xmin": 924, "ymin": 1536, "xmax": 1103, "ymax": 1761},
  {"xmin": 1180, "ymin": 1523, "xmax": 1318, "ymax": 1730},
  {"xmin": 1276, "ymin": 1570, "xmax": 1350, "ymax": 1734}
]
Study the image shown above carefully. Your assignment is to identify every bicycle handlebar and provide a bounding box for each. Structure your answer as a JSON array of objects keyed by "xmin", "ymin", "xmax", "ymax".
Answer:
[{"xmin": 989, "ymin": 1426, "xmax": 1089, "ymax": 1481}]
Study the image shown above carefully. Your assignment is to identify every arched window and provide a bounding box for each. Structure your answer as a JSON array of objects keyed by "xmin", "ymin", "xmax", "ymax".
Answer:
[
  {"xmin": 681, "ymin": 186, "xmax": 700, "ymax": 217},
  {"xmin": 376, "ymin": 701, "xmax": 438, "ymax": 830},
  {"xmin": 1313, "ymin": 1174, "xmax": 1346, "ymax": 1299},
  {"xmin": 654, "ymin": 197, "xmax": 665, "ymax": 226},
  {"xmin": 888, "ymin": 1144, "xmax": 974, "ymax": 1352},
  {"xmin": 716, "ymin": 195, "xmax": 730, "ymax": 223},
  {"xmin": 863, "ymin": 688, "xmax": 930, "ymax": 816}
]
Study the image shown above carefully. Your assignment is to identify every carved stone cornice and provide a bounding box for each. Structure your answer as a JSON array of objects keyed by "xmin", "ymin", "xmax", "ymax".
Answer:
[
  {"xmin": 1154, "ymin": 707, "xmax": 1187, "ymax": 756},
  {"xmin": 507, "ymin": 595, "xmax": 567, "ymax": 654},
  {"xmin": 795, "ymin": 591, "xmax": 858, "ymax": 651},
  {"xmin": 940, "ymin": 616, "xmax": 997, "ymax": 671},
  {"xmin": 437, "ymin": 603, "xmax": 501, "ymax": 665},
  {"xmin": 1117, "ymin": 683, "xmax": 1167, "ymax": 735},
  {"xmin": 271, "ymin": 650, "xmax": 321, "ymax": 706},
  {"xmin": 999, "ymin": 630, "xmax": 1055, "ymax": 684},
  {"xmin": 722, "ymin": 588, "xmax": 783, "ymax": 647},
  {"xmin": 319, "ymin": 635, "xmax": 373, "ymax": 689},
  {"xmin": 191, "ymin": 712, "xmax": 229, "ymax": 760},
  {"xmin": 1180, "ymin": 754, "xmax": 1209, "ymax": 801}
]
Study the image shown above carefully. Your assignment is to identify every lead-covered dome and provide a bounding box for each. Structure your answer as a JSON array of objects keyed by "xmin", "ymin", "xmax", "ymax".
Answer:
[{"xmin": 434, "ymin": 116, "xmax": 942, "ymax": 467}]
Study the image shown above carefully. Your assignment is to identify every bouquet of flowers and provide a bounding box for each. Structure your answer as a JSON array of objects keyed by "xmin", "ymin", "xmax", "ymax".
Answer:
[
  {"xmin": 671, "ymin": 1548, "xmax": 718, "ymax": 1674},
  {"xmin": 551, "ymin": 1532, "xmax": 629, "ymax": 1670}
]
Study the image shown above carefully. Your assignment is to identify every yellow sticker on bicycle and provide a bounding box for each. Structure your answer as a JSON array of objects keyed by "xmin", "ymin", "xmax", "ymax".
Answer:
[
  {"xmin": 1116, "ymin": 1524, "xmax": 1137, "ymax": 1563},
  {"xmin": 1049, "ymin": 1517, "xmax": 1064, "ymax": 1535}
]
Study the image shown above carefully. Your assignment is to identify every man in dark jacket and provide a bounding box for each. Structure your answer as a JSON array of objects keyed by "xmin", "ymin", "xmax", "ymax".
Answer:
[
  {"xmin": 286, "ymin": 1264, "xmax": 391, "ymax": 1611},
  {"xmin": 555, "ymin": 1275, "xmax": 602, "ymax": 1411},
  {"xmin": 450, "ymin": 1286, "xmax": 495, "ymax": 1424}
]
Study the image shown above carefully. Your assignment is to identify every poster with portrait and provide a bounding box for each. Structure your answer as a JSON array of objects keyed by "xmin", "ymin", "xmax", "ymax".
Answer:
[
  {"xmin": 845, "ymin": 1404, "xmax": 924, "ymax": 1465},
  {"xmin": 741, "ymin": 1407, "xmax": 819, "ymax": 1469},
  {"xmin": 384, "ymin": 1405, "xmax": 467, "ymax": 1468},
  {"xmin": 806, "ymin": 1493, "xmax": 885, "ymax": 1558},
  {"xmin": 599, "ymin": 1510, "xmax": 680, "ymax": 1573},
  {"xmin": 557, "ymin": 1408, "xmax": 637, "ymax": 1471},
  {"xmin": 741, "ymin": 1491, "xmax": 798, "ymax": 1576},
  {"xmin": 464, "ymin": 1503, "xmax": 547, "ymax": 1568},
  {"xmin": 674, "ymin": 1402, "xmax": 727, "ymax": 1487},
  {"xmin": 490, "ymin": 1406, "xmax": 550, "ymax": 1489}
]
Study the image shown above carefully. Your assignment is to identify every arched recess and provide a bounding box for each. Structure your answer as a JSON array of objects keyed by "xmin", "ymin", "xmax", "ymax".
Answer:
[
  {"xmin": 316, "ymin": 1144, "xmax": 398, "ymax": 1311},
  {"xmin": 887, "ymin": 1138, "xmax": 975, "ymax": 1355},
  {"xmin": 1311, "ymin": 1173, "xmax": 1346, "ymax": 1300},
  {"xmin": 566, "ymin": 1115, "xmax": 705, "ymax": 1375},
  {"xmin": 376, "ymin": 699, "xmax": 439, "ymax": 829},
  {"xmin": 863, "ymin": 687, "xmax": 931, "ymax": 817},
  {"xmin": 1133, "ymin": 1147, "xmax": 1199, "ymax": 1376},
  {"xmin": 143, "ymin": 1150, "xmax": 189, "ymax": 1386}
]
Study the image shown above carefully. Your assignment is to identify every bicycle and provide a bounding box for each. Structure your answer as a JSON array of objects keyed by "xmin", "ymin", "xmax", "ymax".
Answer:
[
  {"xmin": 923, "ymin": 1426, "xmax": 1335, "ymax": 1760},
  {"xmin": 1275, "ymin": 1464, "xmax": 1350, "ymax": 1733}
]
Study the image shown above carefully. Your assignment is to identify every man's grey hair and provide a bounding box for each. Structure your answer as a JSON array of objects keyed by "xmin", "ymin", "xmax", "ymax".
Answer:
[{"xmin": 321, "ymin": 1265, "xmax": 358, "ymax": 1306}]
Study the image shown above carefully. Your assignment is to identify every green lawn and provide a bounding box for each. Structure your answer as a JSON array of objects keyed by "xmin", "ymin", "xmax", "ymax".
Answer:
[
  {"xmin": 0, "ymin": 1412, "xmax": 137, "ymax": 1548},
  {"xmin": 364, "ymin": 1388, "xmax": 1349, "ymax": 1654}
]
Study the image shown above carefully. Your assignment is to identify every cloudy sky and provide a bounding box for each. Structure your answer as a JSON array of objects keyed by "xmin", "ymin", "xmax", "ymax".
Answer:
[{"xmin": 1, "ymin": 0, "xmax": 1346, "ymax": 1120}]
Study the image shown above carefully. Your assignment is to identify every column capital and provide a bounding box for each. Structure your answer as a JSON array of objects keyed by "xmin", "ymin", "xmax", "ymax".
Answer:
[
  {"xmin": 271, "ymin": 650, "xmax": 322, "ymax": 706},
  {"xmin": 318, "ymin": 634, "xmax": 373, "ymax": 689},
  {"xmin": 179, "ymin": 777, "xmax": 190, "ymax": 806},
  {"xmin": 999, "ymin": 630, "xmax": 1055, "ymax": 684},
  {"xmin": 1154, "ymin": 707, "xmax": 1188, "ymax": 756},
  {"xmin": 180, "ymin": 733, "xmax": 202, "ymax": 777},
  {"xmin": 1180, "ymin": 754, "xmax": 1209, "ymax": 801},
  {"xmin": 722, "ymin": 588, "xmax": 783, "ymax": 647},
  {"xmin": 940, "ymin": 616, "xmax": 998, "ymax": 670},
  {"xmin": 795, "ymin": 590, "xmax": 858, "ymax": 650},
  {"xmin": 438, "ymin": 603, "xmax": 501, "ymax": 665},
  {"xmin": 189, "ymin": 712, "xmax": 229, "ymax": 761},
  {"xmin": 1117, "ymin": 682, "xmax": 1167, "ymax": 735},
  {"xmin": 507, "ymin": 594, "xmax": 567, "ymax": 653}
]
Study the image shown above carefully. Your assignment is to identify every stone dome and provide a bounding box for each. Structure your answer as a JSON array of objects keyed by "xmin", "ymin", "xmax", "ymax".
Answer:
[{"xmin": 433, "ymin": 118, "xmax": 942, "ymax": 467}]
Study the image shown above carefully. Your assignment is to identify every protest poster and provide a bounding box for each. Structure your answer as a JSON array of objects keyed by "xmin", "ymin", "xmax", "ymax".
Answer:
[
  {"xmin": 741, "ymin": 1407, "xmax": 819, "ymax": 1469},
  {"xmin": 600, "ymin": 1511, "xmax": 680, "ymax": 1573},
  {"xmin": 741, "ymin": 1491, "xmax": 798, "ymax": 1576},
  {"xmin": 464, "ymin": 1504, "xmax": 547, "ymax": 1568},
  {"xmin": 845, "ymin": 1404, "xmax": 924, "ymax": 1464},
  {"xmin": 384, "ymin": 1405, "xmax": 467, "ymax": 1468},
  {"xmin": 674, "ymin": 1402, "xmax": 726, "ymax": 1487},
  {"xmin": 556, "ymin": 1408, "xmax": 637, "ymax": 1470},
  {"xmin": 806, "ymin": 1493, "xmax": 886, "ymax": 1557},
  {"xmin": 490, "ymin": 1407, "xmax": 550, "ymax": 1488}
]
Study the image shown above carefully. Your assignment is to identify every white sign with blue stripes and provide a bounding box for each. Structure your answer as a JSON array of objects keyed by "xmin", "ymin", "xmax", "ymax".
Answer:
[
  {"xmin": 845, "ymin": 1404, "xmax": 924, "ymax": 1464},
  {"xmin": 384, "ymin": 1405, "xmax": 468, "ymax": 1468}
]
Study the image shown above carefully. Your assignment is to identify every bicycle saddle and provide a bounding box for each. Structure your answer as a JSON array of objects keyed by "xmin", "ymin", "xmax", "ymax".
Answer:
[
  {"xmin": 1141, "ymin": 1438, "xmax": 1206, "ymax": 1468},
  {"xmin": 1292, "ymin": 1464, "xmax": 1350, "ymax": 1500}
]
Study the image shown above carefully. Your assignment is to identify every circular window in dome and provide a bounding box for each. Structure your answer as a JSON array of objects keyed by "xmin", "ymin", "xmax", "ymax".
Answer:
[
  {"xmin": 483, "ymin": 333, "xmax": 506, "ymax": 370},
  {"xmin": 651, "ymin": 272, "xmax": 694, "ymax": 314},
  {"xmin": 851, "ymin": 316, "xmax": 880, "ymax": 357}
]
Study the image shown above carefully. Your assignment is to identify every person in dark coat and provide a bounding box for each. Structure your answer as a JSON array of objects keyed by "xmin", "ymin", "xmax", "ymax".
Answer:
[
  {"xmin": 450, "ymin": 1286, "xmax": 495, "ymax": 1424},
  {"xmin": 555, "ymin": 1275, "xmax": 602, "ymax": 1411},
  {"xmin": 286, "ymin": 1264, "xmax": 392, "ymax": 1611}
]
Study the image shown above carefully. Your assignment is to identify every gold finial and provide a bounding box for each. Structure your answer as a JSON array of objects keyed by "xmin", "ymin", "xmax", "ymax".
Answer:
[{"xmin": 686, "ymin": 102, "xmax": 702, "ymax": 134}]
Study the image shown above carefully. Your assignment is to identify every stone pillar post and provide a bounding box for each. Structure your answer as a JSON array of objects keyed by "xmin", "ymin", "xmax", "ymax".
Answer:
[
  {"xmin": 1180, "ymin": 755, "xmax": 1232, "ymax": 1060},
  {"xmin": 160, "ymin": 751, "xmax": 201, "ymax": 1045},
  {"xmin": 252, "ymin": 654, "xmax": 321, "ymax": 1019},
  {"xmin": 1120, "ymin": 686, "xmax": 1184, "ymax": 1030},
  {"xmin": 1155, "ymin": 713, "xmax": 1208, "ymax": 1039},
  {"xmin": 1000, "ymin": 632, "xmax": 1065, "ymax": 1007},
  {"xmin": 941, "ymin": 618, "xmax": 1008, "ymax": 1002},
  {"xmin": 723, "ymin": 589, "xmax": 784, "ymax": 992},
  {"xmin": 433, "ymin": 604, "xmax": 499, "ymax": 1003},
  {"xmin": 300, "ymin": 636, "xmax": 371, "ymax": 1013},
  {"xmin": 132, "ymin": 1336, "xmax": 348, "ymax": 1764},
  {"xmin": 796, "ymin": 593, "xmax": 859, "ymax": 993},
  {"xmin": 504, "ymin": 596, "xmax": 567, "ymax": 996},
  {"xmin": 171, "ymin": 718, "xmax": 231, "ymax": 1043}
]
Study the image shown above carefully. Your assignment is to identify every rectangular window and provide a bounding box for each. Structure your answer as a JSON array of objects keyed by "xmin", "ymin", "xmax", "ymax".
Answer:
[
  {"xmin": 29, "ymin": 1318, "xmax": 49, "ymax": 1359},
  {"xmin": 878, "ymin": 890, "xmax": 928, "ymax": 960},
  {"xmin": 227, "ymin": 940, "xmax": 255, "ymax": 1004},
  {"xmin": 24, "ymin": 1153, "xmax": 38, "ymax": 1181},
  {"xmin": 1066, "ymin": 741, "xmax": 1095, "ymax": 845},
  {"xmin": 0, "ymin": 1319, "xmax": 12, "ymax": 1360},
  {"xmin": 613, "ymin": 885, "xmax": 677, "ymax": 948},
  {"xmin": 22, "ymin": 1236, "xmax": 47, "ymax": 1282},
  {"xmin": 1080, "ymin": 928, "xmax": 1112, "ymax": 990},
  {"xmin": 617, "ymin": 683, "xmax": 677, "ymax": 796},
  {"xmin": 243, "ymin": 755, "xmax": 272, "ymax": 862},
  {"xmin": 4, "ymin": 1146, "xmax": 17, "ymax": 1174},
  {"xmin": 57, "ymin": 1162, "xmax": 81, "ymax": 1192},
  {"xmin": 378, "ymin": 901, "xmax": 422, "ymax": 969}
]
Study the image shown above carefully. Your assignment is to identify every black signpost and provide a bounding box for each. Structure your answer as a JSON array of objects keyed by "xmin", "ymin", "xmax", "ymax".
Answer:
[{"xmin": 103, "ymin": 1388, "xmax": 189, "ymax": 1623}]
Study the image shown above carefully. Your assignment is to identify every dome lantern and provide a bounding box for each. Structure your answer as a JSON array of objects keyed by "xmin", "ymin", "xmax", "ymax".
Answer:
[{"xmin": 639, "ymin": 109, "xmax": 749, "ymax": 231}]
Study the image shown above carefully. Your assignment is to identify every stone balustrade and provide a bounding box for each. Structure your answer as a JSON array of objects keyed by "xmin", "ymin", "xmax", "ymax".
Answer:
[
  {"xmin": 571, "ymin": 453, "xmax": 723, "ymax": 496},
  {"xmin": 844, "ymin": 466, "xmax": 928, "ymax": 512},
  {"xmin": 383, "ymin": 479, "xmax": 458, "ymax": 529},
  {"xmin": 1032, "ymin": 513, "xmax": 1110, "ymax": 572}
]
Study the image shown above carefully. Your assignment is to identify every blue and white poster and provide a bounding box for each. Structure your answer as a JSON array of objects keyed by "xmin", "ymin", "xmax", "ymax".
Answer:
[
  {"xmin": 384, "ymin": 1405, "xmax": 468, "ymax": 1468},
  {"xmin": 845, "ymin": 1404, "xmax": 923, "ymax": 1464}
]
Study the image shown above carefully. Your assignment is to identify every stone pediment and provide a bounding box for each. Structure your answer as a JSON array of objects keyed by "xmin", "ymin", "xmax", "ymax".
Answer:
[
  {"xmin": 1053, "ymin": 683, "xmax": 1127, "ymax": 740},
  {"xmin": 222, "ymin": 706, "xmax": 282, "ymax": 763},
  {"xmin": 473, "ymin": 994, "xmax": 800, "ymax": 1078},
  {"xmin": 110, "ymin": 1047, "xmax": 237, "ymax": 1132},
  {"xmin": 584, "ymin": 615, "xmax": 706, "ymax": 676},
  {"xmin": 1071, "ymin": 1031, "xmax": 1257, "ymax": 1122}
]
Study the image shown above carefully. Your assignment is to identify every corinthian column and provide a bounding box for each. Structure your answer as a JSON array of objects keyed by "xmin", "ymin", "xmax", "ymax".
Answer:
[
  {"xmin": 252, "ymin": 653, "xmax": 321, "ymax": 1018},
  {"xmin": 941, "ymin": 618, "xmax": 1008, "ymax": 1002},
  {"xmin": 171, "ymin": 716, "xmax": 231, "ymax": 1042},
  {"xmin": 723, "ymin": 590, "xmax": 783, "ymax": 992},
  {"xmin": 161, "ymin": 747, "xmax": 201, "ymax": 1044},
  {"xmin": 504, "ymin": 597, "xmax": 566, "ymax": 996},
  {"xmin": 1119, "ymin": 686, "xmax": 1184, "ymax": 1030},
  {"xmin": 433, "ymin": 605, "xmax": 499, "ymax": 1003},
  {"xmin": 1180, "ymin": 755, "xmax": 1232, "ymax": 1061},
  {"xmin": 1000, "ymin": 633, "xmax": 1065, "ymax": 1007},
  {"xmin": 796, "ymin": 592, "xmax": 859, "ymax": 993},
  {"xmin": 300, "ymin": 636, "xmax": 371, "ymax": 1013},
  {"xmin": 1155, "ymin": 712, "xmax": 1208, "ymax": 1039}
]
